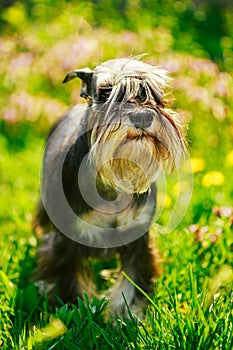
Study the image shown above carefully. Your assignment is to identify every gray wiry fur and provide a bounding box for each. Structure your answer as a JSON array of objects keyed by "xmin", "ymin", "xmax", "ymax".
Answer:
[{"xmin": 34, "ymin": 57, "xmax": 186, "ymax": 316}]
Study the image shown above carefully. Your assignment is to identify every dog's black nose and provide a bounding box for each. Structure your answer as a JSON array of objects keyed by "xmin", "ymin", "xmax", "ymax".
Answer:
[{"xmin": 129, "ymin": 111, "xmax": 153, "ymax": 129}]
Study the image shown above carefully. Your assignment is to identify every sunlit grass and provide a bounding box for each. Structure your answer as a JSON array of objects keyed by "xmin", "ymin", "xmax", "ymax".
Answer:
[{"xmin": 0, "ymin": 1, "xmax": 233, "ymax": 349}]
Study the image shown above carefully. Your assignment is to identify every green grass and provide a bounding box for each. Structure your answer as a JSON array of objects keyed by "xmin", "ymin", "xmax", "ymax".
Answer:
[{"xmin": 0, "ymin": 1, "xmax": 233, "ymax": 349}]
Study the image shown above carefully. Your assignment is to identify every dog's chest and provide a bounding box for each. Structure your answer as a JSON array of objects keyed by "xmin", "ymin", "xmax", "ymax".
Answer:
[
  {"xmin": 80, "ymin": 201, "xmax": 136, "ymax": 229},
  {"xmin": 75, "ymin": 186, "xmax": 156, "ymax": 248}
]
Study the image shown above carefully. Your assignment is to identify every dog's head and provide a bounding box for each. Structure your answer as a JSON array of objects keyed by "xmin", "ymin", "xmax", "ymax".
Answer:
[{"xmin": 63, "ymin": 57, "xmax": 186, "ymax": 194}]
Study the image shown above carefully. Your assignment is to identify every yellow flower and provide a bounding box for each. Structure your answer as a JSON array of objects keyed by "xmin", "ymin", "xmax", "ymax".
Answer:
[
  {"xmin": 179, "ymin": 301, "xmax": 189, "ymax": 314},
  {"xmin": 202, "ymin": 171, "xmax": 225, "ymax": 187},
  {"xmin": 27, "ymin": 318, "xmax": 67, "ymax": 349},
  {"xmin": 226, "ymin": 150, "xmax": 233, "ymax": 166},
  {"xmin": 191, "ymin": 157, "xmax": 205, "ymax": 173},
  {"xmin": 183, "ymin": 158, "xmax": 205, "ymax": 173},
  {"xmin": 157, "ymin": 192, "xmax": 172, "ymax": 208},
  {"xmin": 173, "ymin": 180, "xmax": 192, "ymax": 196}
]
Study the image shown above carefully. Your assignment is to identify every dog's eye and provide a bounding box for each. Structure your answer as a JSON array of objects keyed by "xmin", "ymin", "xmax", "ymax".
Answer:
[
  {"xmin": 98, "ymin": 86, "xmax": 112, "ymax": 102},
  {"xmin": 136, "ymin": 87, "xmax": 147, "ymax": 102},
  {"xmin": 137, "ymin": 94, "xmax": 147, "ymax": 102}
]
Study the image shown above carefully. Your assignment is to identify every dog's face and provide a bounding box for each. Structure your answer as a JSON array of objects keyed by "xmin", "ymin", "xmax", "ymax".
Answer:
[{"xmin": 63, "ymin": 58, "xmax": 186, "ymax": 194}]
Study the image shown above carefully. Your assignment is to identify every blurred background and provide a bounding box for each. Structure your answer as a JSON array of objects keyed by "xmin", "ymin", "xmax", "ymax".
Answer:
[{"xmin": 0, "ymin": 1, "xmax": 233, "ymax": 347}]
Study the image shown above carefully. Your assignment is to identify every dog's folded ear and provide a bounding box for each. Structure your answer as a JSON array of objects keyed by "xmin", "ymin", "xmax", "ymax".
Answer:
[
  {"xmin": 63, "ymin": 68, "xmax": 93, "ymax": 100},
  {"xmin": 62, "ymin": 68, "xmax": 93, "ymax": 83}
]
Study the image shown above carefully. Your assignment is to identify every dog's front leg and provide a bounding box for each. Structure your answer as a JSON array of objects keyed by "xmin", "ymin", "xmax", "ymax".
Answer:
[
  {"xmin": 35, "ymin": 231, "xmax": 95, "ymax": 304},
  {"xmin": 107, "ymin": 233, "xmax": 160, "ymax": 316}
]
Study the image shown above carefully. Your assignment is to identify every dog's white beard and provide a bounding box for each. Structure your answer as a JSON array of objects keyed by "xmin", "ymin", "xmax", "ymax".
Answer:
[{"xmin": 89, "ymin": 126, "xmax": 170, "ymax": 194}]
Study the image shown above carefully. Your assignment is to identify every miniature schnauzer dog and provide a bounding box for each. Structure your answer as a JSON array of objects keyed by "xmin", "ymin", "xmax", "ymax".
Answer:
[{"xmin": 34, "ymin": 57, "xmax": 186, "ymax": 315}]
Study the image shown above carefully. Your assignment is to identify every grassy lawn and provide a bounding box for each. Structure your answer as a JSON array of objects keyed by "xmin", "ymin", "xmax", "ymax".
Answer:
[{"xmin": 0, "ymin": 1, "xmax": 233, "ymax": 349}]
